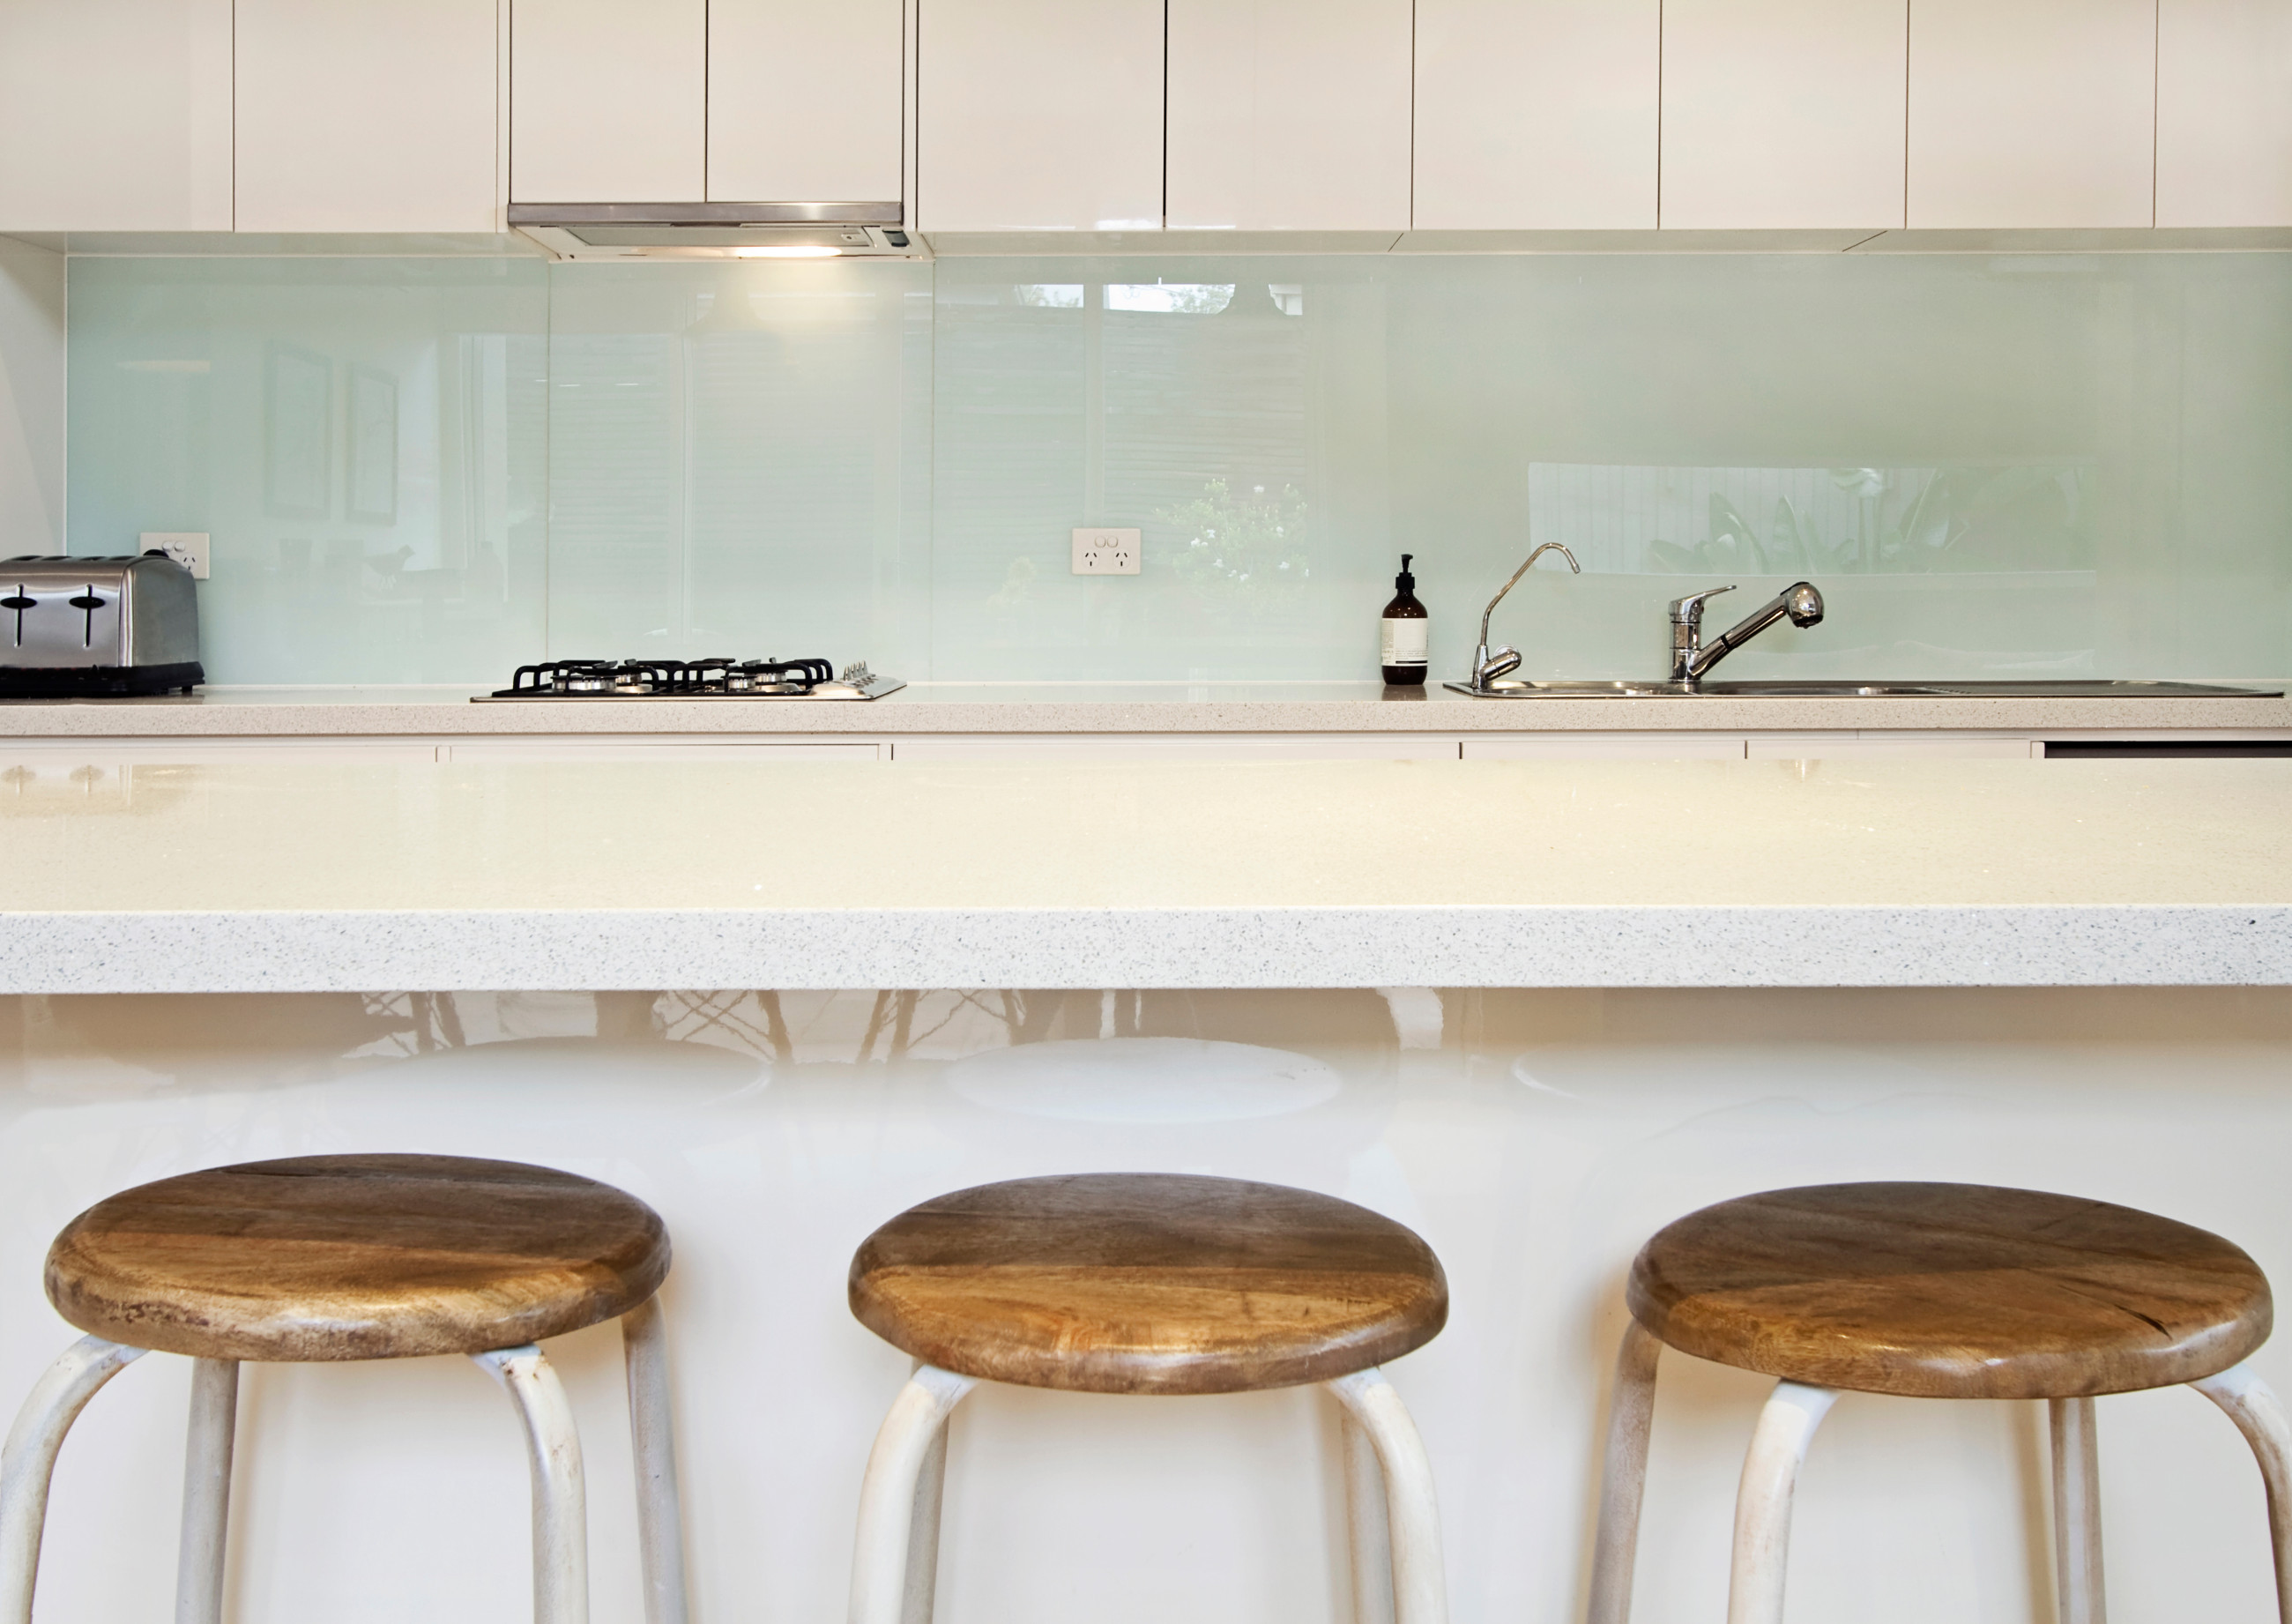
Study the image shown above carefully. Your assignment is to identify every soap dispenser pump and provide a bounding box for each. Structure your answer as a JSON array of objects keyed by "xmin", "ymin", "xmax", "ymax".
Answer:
[{"xmin": 1380, "ymin": 555, "xmax": 1429, "ymax": 686}]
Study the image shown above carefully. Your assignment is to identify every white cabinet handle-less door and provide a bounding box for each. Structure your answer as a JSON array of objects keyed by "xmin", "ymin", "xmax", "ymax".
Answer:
[
  {"xmin": 2156, "ymin": 0, "xmax": 2292, "ymax": 227},
  {"xmin": 1165, "ymin": 0, "xmax": 1411, "ymax": 234},
  {"xmin": 512, "ymin": 0, "xmax": 707, "ymax": 202},
  {"xmin": 1413, "ymin": 0, "xmax": 1658, "ymax": 230},
  {"xmin": 1658, "ymin": 0, "xmax": 1906, "ymax": 232},
  {"xmin": 1909, "ymin": 0, "xmax": 2157, "ymax": 229},
  {"xmin": 709, "ymin": 0, "xmax": 905, "ymax": 206},
  {"xmin": 237, "ymin": 0, "xmax": 500, "ymax": 233},
  {"xmin": 0, "ymin": 0, "xmax": 232, "ymax": 232},
  {"xmin": 916, "ymin": 0, "xmax": 1163, "ymax": 234}
]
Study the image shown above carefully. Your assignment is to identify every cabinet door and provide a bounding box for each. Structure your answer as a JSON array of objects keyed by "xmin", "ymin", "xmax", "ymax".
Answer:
[
  {"xmin": 1165, "ymin": 0, "xmax": 1410, "ymax": 232},
  {"xmin": 1909, "ymin": 0, "xmax": 2157, "ymax": 228},
  {"xmin": 891, "ymin": 735, "xmax": 1459, "ymax": 761},
  {"xmin": 1660, "ymin": 0, "xmax": 1905, "ymax": 230},
  {"xmin": 2157, "ymin": 0, "xmax": 2292, "ymax": 227},
  {"xmin": 237, "ymin": 0, "xmax": 499, "ymax": 233},
  {"xmin": 1745, "ymin": 734, "xmax": 2038, "ymax": 758},
  {"xmin": 1462, "ymin": 735, "xmax": 1745, "ymax": 759},
  {"xmin": 442, "ymin": 740, "xmax": 882, "ymax": 761},
  {"xmin": 511, "ymin": 0, "xmax": 706, "ymax": 202},
  {"xmin": 1413, "ymin": 0, "xmax": 1656, "ymax": 230},
  {"xmin": 709, "ymin": 0, "xmax": 904, "ymax": 205},
  {"xmin": 916, "ymin": 0, "xmax": 1162, "ymax": 233},
  {"xmin": 0, "ymin": 0, "xmax": 232, "ymax": 231}
]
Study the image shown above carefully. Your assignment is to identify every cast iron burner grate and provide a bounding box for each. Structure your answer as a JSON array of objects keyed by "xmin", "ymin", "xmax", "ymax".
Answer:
[{"xmin": 480, "ymin": 657, "xmax": 899, "ymax": 701}]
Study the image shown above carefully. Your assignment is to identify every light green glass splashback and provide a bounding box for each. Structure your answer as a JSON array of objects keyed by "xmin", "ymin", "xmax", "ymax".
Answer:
[{"xmin": 65, "ymin": 250, "xmax": 2292, "ymax": 684}]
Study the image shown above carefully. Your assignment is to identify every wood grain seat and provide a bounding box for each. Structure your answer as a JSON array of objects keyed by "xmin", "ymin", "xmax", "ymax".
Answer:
[
  {"xmin": 847, "ymin": 1173, "xmax": 1448, "ymax": 1395},
  {"xmin": 43, "ymin": 1152, "xmax": 673, "ymax": 1362},
  {"xmin": 1627, "ymin": 1181, "xmax": 2273, "ymax": 1400}
]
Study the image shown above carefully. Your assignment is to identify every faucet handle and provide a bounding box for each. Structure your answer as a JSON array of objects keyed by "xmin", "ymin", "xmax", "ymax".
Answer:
[{"xmin": 1668, "ymin": 585, "xmax": 1737, "ymax": 625}]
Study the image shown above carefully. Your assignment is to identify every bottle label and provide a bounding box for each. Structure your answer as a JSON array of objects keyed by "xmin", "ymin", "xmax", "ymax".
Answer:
[{"xmin": 1380, "ymin": 618, "xmax": 1427, "ymax": 664}]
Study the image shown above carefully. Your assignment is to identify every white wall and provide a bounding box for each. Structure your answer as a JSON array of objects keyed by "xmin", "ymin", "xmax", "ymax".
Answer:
[
  {"xmin": 0, "ymin": 237, "xmax": 64, "ymax": 552},
  {"xmin": 3, "ymin": 986, "xmax": 2288, "ymax": 1624}
]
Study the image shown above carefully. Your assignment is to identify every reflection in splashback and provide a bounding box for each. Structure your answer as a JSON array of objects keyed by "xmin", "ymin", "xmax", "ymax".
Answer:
[{"xmin": 62, "ymin": 250, "xmax": 2292, "ymax": 683}]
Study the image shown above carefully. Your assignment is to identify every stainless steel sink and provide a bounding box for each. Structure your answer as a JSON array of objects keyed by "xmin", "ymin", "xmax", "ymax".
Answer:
[{"xmin": 1442, "ymin": 678, "xmax": 2283, "ymax": 698}]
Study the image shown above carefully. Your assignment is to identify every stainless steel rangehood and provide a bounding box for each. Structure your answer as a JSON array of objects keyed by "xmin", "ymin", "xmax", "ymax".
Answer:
[{"xmin": 508, "ymin": 202, "xmax": 923, "ymax": 259}]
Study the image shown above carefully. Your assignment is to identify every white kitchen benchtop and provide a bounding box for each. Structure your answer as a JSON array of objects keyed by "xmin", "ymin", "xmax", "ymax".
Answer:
[
  {"xmin": 5, "ymin": 756, "xmax": 2290, "ymax": 992},
  {"xmin": 0, "ymin": 681, "xmax": 2288, "ymax": 735}
]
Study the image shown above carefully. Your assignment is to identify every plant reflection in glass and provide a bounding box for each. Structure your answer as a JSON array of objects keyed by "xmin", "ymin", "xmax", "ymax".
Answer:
[{"xmin": 1156, "ymin": 479, "xmax": 1312, "ymax": 614}]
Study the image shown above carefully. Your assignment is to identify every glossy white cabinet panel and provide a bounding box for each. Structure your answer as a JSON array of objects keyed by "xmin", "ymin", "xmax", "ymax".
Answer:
[
  {"xmin": 1660, "ymin": 0, "xmax": 1906, "ymax": 230},
  {"xmin": 1462, "ymin": 734, "xmax": 1746, "ymax": 760},
  {"xmin": 0, "ymin": 240, "xmax": 63, "ymax": 555},
  {"xmin": 1413, "ymin": 0, "xmax": 1658, "ymax": 229},
  {"xmin": 708, "ymin": 0, "xmax": 905, "ymax": 205},
  {"xmin": 237, "ymin": 0, "xmax": 500, "ymax": 233},
  {"xmin": 2157, "ymin": 0, "xmax": 2292, "ymax": 227},
  {"xmin": 1909, "ymin": 0, "xmax": 2158, "ymax": 228},
  {"xmin": 1744, "ymin": 734, "xmax": 2039, "ymax": 759},
  {"xmin": 510, "ymin": 0, "xmax": 706, "ymax": 202},
  {"xmin": 1165, "ymin": 0, "xmax": 1411, "ymax": 232},
  {"xmin": 0, "ymin": 0, "xmax": 231, "ymax": 231},
  {"xmin": 441, "ymin": 740, "xmax": 882, "ymax": 760},
  {"xmin": 889, "ymin": 734, "xmax": 1457, "ymax": 761},
  {"xmin": 916, "ymin": 0, "xmax": 1163, "ymax": 232}
]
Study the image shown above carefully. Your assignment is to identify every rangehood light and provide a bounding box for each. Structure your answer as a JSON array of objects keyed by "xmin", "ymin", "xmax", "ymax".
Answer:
[{"xmin": 734, "ymin": 245, "xmax": 843, "ymax": 258}]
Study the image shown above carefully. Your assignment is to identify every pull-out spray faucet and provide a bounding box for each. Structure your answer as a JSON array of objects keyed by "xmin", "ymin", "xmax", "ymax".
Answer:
[{"xmin": 1669, "ymin": 582, "xmax": 1825, "ymax": 688}]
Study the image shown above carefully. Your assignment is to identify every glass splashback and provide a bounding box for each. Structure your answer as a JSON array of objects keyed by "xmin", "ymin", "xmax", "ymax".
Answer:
[{"xmin": 63, "ymin": 250, "xmax": 2292, "ymax": 685}]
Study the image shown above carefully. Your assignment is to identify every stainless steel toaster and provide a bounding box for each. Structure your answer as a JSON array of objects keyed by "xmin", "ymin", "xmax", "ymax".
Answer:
[{"xmin": 0, "ymin": 554, "xmax": 203, "ymax": 697}]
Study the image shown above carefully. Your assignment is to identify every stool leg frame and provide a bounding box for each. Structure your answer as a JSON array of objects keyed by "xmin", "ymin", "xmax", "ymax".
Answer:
[
  {"xmin": 175, "ymin": 1357, "xmax": 239, "ymax": 1624},
  {"xmin": 621, "ymin": 1298, "xmax": 690, "ymax": 1624},
  {"xmin": 2192, "ymin": 1362, "xmax": 2292, "ymax": 1624},
  {"xmin": 474, "ymin": 1345, "xmax": 590, "ymax": 1624},
  {"xmin": 1586, "ymin": 1322, "xmax": 1662, "ymax": 1624},
  {"xmin": 0, "ymin": 1336, "xmax": 146, "ymax": 1624},
  {"xmin": 2050, "ymin": 1396, "xmax": 2106, "ymax": 1624},
  {"xmin": 1726, "ymin": 1381, "xmax": 1839, "ymax": 1624},
  {"xmin": 1343, "ymin": 1408, "xmax": 1395, "ymax": 1624},
  {"xmin": 1328, "ymin": 1368, "xmax": 1447, "ymax": 1624},
  {"xmin": 849, "ymin": 1365, "xmax": 977, "ymax": 1624},
  {"xmin": 848, "ymin": 1365, "xmax": 1447, "ymax": 1624}
]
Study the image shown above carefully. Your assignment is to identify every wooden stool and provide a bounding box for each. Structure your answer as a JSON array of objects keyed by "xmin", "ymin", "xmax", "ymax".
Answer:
[
  {"xmin": 1587, "ymin": 1181, "xmax": 2290, "ymax": 1624},
  {"xmin": 0, "ymin": 1153, "xmax": 686, "ymax": 1624},
  {"xmin": 845, "ymin": 1173, "xmax": 1451, "ymax": 1624}
]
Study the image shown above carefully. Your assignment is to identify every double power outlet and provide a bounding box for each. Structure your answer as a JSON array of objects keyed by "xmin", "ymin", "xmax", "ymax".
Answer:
[{"xmin": 1070, "ymin": 527, "xmax": 1140, "ymax": 575}]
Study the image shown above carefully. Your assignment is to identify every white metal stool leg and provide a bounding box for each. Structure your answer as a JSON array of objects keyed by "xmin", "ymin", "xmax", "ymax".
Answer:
[
  {"xmin": 1328, "ymin": 1367, "xmax": 1447, "ymax": 1624},
  {"xmin": 902, "ymin": 1396, "xmax": 951, "ymax": 1624},
  {"xmin": 849, "ymin": 1365, "xmax": 977, "ymax": 1624},
  {"xmin": 474, "ymin": 1345, "xmax": 590, "ymax": 1624},
  {"xmin": 1726, "ymin": 1381, "xmax": 1838, "ymax": 1624},
  {"xmin": 0, "ymin": 1336, "xmax": 145, "ymax": 1624},
  {"xmin": 2050, "ymin": 1396, "xmax": 2106, "ymax": 1624},
  {"xmin": 175, "ymin": 1358, "xmax": 239, "ymax": 1624},
  {"xmin": 1587, "ymin": 1321, "xmax": 1662, "ymax": 1624},
  {"xmin": 1342, "ymin": 1407, "xmax": 1395, "ymax": 1624},
  {"xmin": 620, "ymin": 1299, "xmax": 689, "ymax": 1624},
  {"xmin": 2192, "ymin": 1363, "xmax": 2292, "ymax": 1624}
]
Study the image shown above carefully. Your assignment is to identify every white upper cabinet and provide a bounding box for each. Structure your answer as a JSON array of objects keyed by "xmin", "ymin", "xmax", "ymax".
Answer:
[
  {"xmin": 0, "ymin": 0, "xmax": 232, "ymax": 232},
  {"xmin": 512, "ymin": 0, "xmax": 706, "ymax": 202},
  {"xmin": 1414, "ymin": 0, "xmax": 1657, "ymax": 230},
  {"xmin": 1165, "ymin": 0, "xmax": 1410, "ymax": 232},
  {"xmin": 917, "ymin": 0, "xmax": 1163, "ymax": 233},
  {"xmin": 708, "ymin": 0, "xmax": 904, "ymax": 204},
  {"xmin": 1909, "ymin": 0, "xmax": 2157, "ymax": 228},
  {"xmin": 1660, "ymin": 0, "xmax": 1906, "ymax": 230},
  {"xmin": 2157, "ymin": 0, "xmax": 2292, "ymax": 227},
  {"xmin": 237, "ymin": 0, "xmax": 500, "ymax": 233}
]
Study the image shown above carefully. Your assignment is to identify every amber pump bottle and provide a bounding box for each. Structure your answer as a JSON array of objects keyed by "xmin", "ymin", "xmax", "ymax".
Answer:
[{"xmin": 1380, "ymin": 555, "xmax": 1429, "ymax": 686}]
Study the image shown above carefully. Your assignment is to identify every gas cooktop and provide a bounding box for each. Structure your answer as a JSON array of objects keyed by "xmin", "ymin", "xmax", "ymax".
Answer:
[{"xmin": 473, "ymin": 658, "xmax": 904, "ymax": 701}]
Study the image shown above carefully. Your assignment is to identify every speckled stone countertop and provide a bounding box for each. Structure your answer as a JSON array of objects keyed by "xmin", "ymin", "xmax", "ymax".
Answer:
[
  {"xmin": 0, "ymin": 681, "xmax": 2289, "ymax": 735},
  {"xmin": 4, "ymin": 756, "xmax": 2289, "ymax": 992}
]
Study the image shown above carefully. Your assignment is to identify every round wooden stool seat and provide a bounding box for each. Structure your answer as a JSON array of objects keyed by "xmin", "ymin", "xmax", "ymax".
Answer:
[
  {"xmin": 1628, "ymin": 1181, "xmax": 2272, "ymax": 1400},
  {"xmin": 44, "ymin": 1153, "xmax": 672, "ymax": 1362},
  {"xmin": 847, "ymin": 1173, "xmax": 1447, "ymax": 1395}
]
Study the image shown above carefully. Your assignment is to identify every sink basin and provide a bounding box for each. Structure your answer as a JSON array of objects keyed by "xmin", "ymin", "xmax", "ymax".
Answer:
[{"xmin": 1442, "ymin": 678, "xmax": 2283, "ymax": 699}]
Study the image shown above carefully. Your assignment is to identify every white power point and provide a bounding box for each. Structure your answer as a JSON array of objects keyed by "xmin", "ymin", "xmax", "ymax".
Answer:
[
  {"xmin": 141, "ymin": 532, "xmax": 210, "ymax": 580},
  {"xmin": 1072, "ymin": 527, "xmax": 1141, "ymax": 575}
]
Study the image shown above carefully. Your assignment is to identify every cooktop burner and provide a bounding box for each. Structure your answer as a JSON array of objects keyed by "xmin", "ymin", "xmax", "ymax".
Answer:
[{"xmin": 473, "ymin": 658, "xmax": 903, "ymax": 701}]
